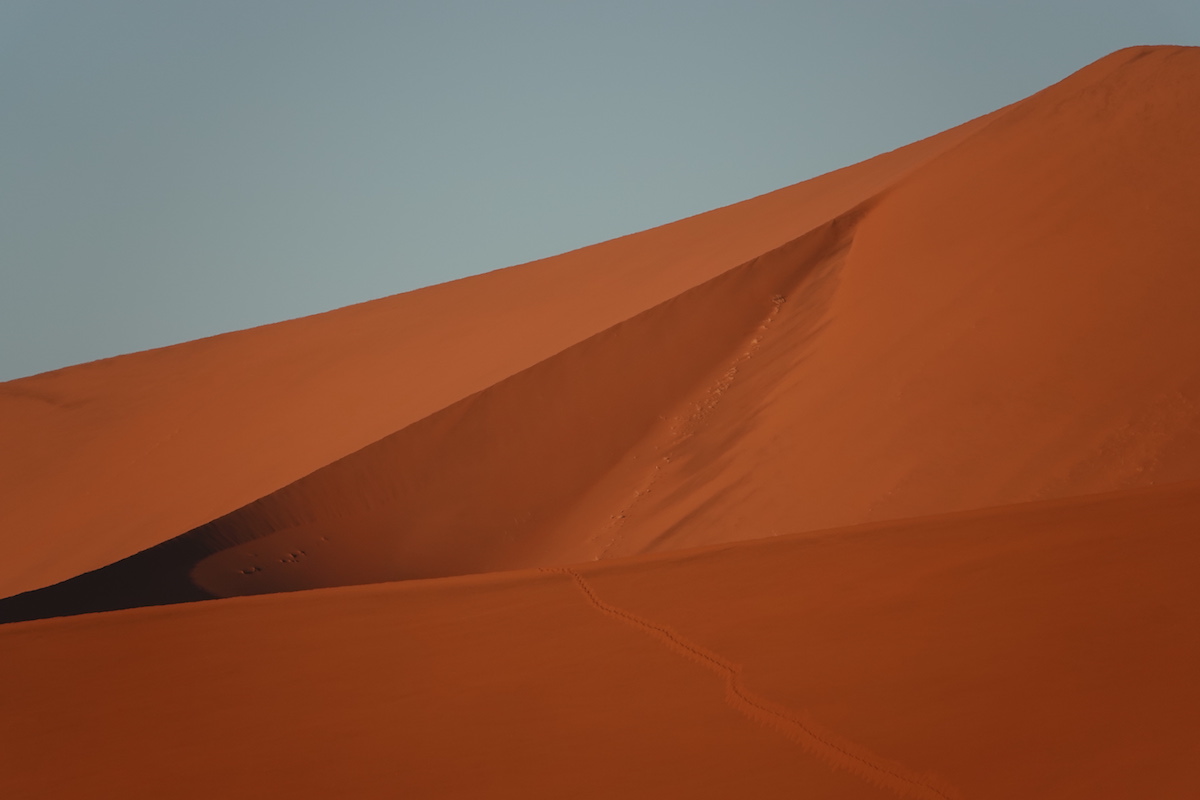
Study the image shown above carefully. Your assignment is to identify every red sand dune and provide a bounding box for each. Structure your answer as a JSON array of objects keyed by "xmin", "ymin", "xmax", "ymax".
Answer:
[{"xmin": 3, "ymin": 45, "xmax": 1200, "ymax": 797}]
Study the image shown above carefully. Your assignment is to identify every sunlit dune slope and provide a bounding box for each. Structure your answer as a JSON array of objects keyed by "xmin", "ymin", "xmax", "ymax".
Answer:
[
  {"xmin": 4, "ymin": 45, "xmax": 1199, "ymax": 617},
  {"xmin": 3, "ymin": 480, "xmax": 1198, "ymax": 799},
  {"xmin": 0, "ymin": 105, "xmax": 989, "ymax": 601}
]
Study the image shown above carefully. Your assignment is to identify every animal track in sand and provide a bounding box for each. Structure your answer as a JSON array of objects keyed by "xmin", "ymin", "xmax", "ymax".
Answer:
[
  {"xmin": 278, "ymin": 549, "xmax": 306, "ymax": 564},
  {"xmin": 233, "ymin": 536, "xmax": 335, "ymax": 578},
  {"xmin": 595, "ymin": 294, "xmax": 786, "ymax": 559},
  {"xmin": 555, "ymin": 566, "xmax": 959, "ymax": 800}
]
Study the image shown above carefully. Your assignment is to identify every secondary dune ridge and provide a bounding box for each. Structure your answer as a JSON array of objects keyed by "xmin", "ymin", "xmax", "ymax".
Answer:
[{"xmin": 2, "ymin": 45, "xmax": 1200, "ymax": 798}]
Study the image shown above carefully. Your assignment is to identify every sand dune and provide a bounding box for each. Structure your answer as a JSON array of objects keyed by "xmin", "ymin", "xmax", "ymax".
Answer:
[
  {"xmin": 2, "ymin": 44, "xmax": 1200, "ymax": 797},
  {"xmin": 5, "ymin": 46, "xmax": 1200, "ymax": 617}
]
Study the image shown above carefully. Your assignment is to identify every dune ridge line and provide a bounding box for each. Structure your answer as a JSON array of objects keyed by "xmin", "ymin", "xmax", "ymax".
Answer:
[{"xmin": 551, "ymin": 565, "xmax": 960, "ymax": 800}]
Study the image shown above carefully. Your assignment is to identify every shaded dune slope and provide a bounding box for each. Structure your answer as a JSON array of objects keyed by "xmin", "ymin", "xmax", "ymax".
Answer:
[
  {"xmin": 0, "ymin": 212, "xmax": 861, "ymax": 620},
  {"xmin": 2, "ymin": 480, "xmax": 1198, "ymax": 799}
]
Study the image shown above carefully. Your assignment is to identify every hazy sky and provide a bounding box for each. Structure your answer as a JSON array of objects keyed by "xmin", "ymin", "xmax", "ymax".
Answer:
[{"xmin": 3, "ymin": 1, "xmax": 1197, "ymax": 381}]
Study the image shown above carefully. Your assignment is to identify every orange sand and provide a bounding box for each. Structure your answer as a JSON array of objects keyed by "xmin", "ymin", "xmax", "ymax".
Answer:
[
  {"xmin": 3, "ymin": 483, "xmax": 1198, "ymax": 798},
  {"xmin": 2, "ymin": 45, "xmax": 1200, "ymax": 797}
]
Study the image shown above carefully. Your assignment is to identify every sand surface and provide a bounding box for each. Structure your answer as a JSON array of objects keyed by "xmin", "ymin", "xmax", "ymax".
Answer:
[
  {"xmin": 2, "ymin": 45, "xmax": 1200, "ymax": 797},
  {"xmin": 3, "ymin": 482, "xmax": 1199, "ymax": 798}
]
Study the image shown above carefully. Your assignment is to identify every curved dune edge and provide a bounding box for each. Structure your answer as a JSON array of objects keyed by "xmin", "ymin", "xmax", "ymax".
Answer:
[
  {"xmin": 3, "ymin": 480, "xmax": 1197, "ymax": 798},
  {"xmin": 0, "ymin": 104, "xmax": 991, "ymax": 600},
  {"xmin": 0, "ymin": 204, "xmax": 867, "ymax": 622}
]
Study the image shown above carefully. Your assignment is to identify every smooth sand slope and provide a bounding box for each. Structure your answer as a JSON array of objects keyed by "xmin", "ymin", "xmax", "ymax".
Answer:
[
  {"xmin": 2, "ymin": 44, "xmax": 1200, "ymax": 797},
  {"xmin": 3, "ymin": 482, "xmax": 1199, "ymax": 799}
]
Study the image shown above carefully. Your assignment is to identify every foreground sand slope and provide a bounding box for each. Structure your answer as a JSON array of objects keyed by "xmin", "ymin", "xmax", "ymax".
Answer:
[
  {"xmin": 0, "ymin": 105, "xmax": 988, "ymax": 600},
  {"xmin": 3, "ymin": 480, "xmax": 1198, "ymax": 799}
]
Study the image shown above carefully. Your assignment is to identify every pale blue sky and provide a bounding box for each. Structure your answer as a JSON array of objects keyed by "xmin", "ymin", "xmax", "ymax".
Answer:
[{"xmin": 2, "ymin": 1, "xmax": 1197, "ymax": 381}]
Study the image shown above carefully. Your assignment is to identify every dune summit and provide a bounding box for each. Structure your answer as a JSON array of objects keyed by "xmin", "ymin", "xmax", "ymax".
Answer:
[{"xmin": 2, "ymin": 46, "xmax": 1200, "ymax": 798}]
